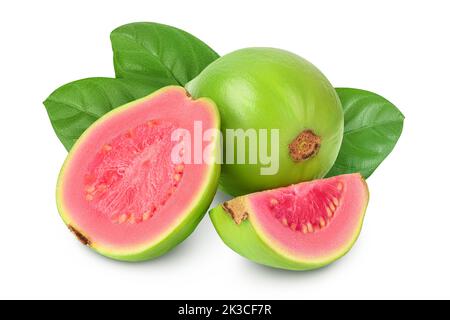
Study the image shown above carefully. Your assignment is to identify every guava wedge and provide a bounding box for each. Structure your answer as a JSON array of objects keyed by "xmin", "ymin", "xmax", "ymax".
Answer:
[
  {"xmin": 210, "ymin": 173, "xmax": 369, "ymax": 270},
  {"xmin": 57, "ymin": 86, "xmax": 221, "ymax": 261}
]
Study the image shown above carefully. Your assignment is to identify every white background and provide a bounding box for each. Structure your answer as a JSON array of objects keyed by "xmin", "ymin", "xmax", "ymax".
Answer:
[{"xmin": 1, "ymin": 0, "xmax": 449, "ymax": 299}]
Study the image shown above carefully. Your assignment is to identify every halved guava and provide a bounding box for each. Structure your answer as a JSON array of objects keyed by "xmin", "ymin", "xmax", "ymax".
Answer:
[
  {"xmin": 57, "ymin": 86, "xmax": 220, "ymax": 261},
  {"xmin": 210, "ymin": 173, "xmax": 369, "ymax": 270}
]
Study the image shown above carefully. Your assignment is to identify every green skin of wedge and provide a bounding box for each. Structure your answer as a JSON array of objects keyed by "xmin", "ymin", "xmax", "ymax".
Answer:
[
  {"xmin": 186, "ymin": 48, "xmax": 344, "ymax": 196},
  {"xmin": 56, "ymin": 86, "xmax": 221, "ymax": 262},
  {"xmin": 209, "ymin": 184, "xmax": 369, "ymax": 271}
]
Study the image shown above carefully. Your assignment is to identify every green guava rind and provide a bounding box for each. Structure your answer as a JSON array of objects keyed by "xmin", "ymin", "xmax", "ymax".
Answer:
[
  {"xmin": 210, "ymin": 206, "xmax": 316, "ymax": 270},
  {"xmin": 186, "ymin": 47, "xmax": 344, "ymax": 196},
  {"xmin": 56, "ymin": 86, "xmax": 221, "ymax": 262},
  {"xmin": 209, "ymin": 175, "xmax": 369, "ymax": 271}
]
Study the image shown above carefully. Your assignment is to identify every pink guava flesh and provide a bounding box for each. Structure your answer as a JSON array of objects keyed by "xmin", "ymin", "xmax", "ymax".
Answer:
[
  {"xmin": 248, "ymin": 174, "xmax": 368, "ymax": 260},
  {"xmin": 59, "ymin": 88, "xmax": 217, "ymax": 250},
  {"xmin": 84, "ymin": 120, "xmax": 181, "ymax": 224}
]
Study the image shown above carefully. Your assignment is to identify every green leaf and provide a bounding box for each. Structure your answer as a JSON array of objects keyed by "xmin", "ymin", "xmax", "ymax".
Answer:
[
  {"xmin": 326, "ymin": 88, "xmax": 404, "ymax": 178},
  {"xmin": 43, "ymin": 77, "xmax": 158, "ymax": 150},
  {"xmin": 111, "ymin": 22, "xmax": 219, "ymax": 86}
]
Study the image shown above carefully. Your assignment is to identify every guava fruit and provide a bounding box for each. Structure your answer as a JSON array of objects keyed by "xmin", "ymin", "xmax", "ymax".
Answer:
[
  {"xmin": 210, "ymin": 173, "xmax": 369, "ymax": 270},
  {"xmin": 186, "ymin": 47, "xmax": 344, "ymax": 196},
  {"xmin": 56, "ymin": 86, "xmax": 221, "ymax": 261}
]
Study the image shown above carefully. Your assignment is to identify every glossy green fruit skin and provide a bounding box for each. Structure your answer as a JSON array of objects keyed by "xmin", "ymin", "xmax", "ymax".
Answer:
[{"xmin": 186, "ymin": 48, "xmax": 344, "ymax": 196}]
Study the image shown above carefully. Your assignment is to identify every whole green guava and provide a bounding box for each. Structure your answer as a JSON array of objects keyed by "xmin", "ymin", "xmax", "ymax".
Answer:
[{"xmin": 186, "ymin": 48, "xmax": 343, "ymax": 196}]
